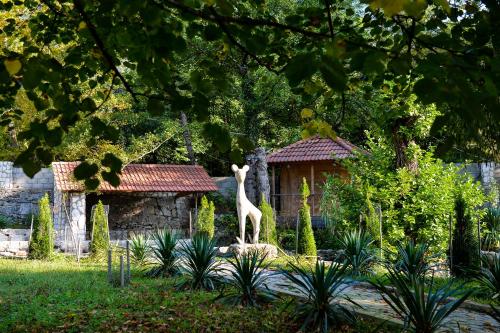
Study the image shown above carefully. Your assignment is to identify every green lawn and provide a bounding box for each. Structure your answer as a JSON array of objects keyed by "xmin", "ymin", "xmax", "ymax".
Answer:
[{"xmin": 0, "ymin": 257, "xmax": 299, "ymax": 332}]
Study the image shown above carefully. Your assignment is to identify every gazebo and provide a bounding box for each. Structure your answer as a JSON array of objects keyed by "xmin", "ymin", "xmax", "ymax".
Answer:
[{"xmin": 266, "ymin": 135, "xmax": 359, "ymax": 224}]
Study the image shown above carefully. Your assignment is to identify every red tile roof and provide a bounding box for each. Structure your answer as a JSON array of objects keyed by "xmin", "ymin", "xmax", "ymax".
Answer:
[
  {"xmin": 267, "ymin": 135, "xmax": 359, "ymax": 164},
  {"xmin": 52, "ymin": 162, "xmax": 218, "ymax": 193}
]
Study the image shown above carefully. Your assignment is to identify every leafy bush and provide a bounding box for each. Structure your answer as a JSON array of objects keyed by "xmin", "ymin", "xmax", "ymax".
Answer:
[
  {"xmin": 215, "ymin": 214, "xmax": 239, "ymax": 245},
  {"xmin": 297, "ymin": 178, "xmax": 316, "ymax": 256},
  {"xmin": 0, "ymin": 214, "xmax": 11, "ymax": 228},
  {"xmin": 218, "ymin": 251, "xmax": 277, "ymax": 306},
  {"xmin": 147, "ymin": 228, "xmax": 177, "ymax": 277},
  {"xmin": 450, "ymin": 195, "xmax": 479, "ymax": 277},
  {"xmin": 29, "ymin": 193, "xmax": 54, "ymax": 260},
  {"xmin": 476, "ymin": 254, "xmax": 500, "ymax": 301},
  {"xmin": 259, "ymin": 193, "xmax": 277, "ymax": 245},
  {"xmin": 130, "ymin": 234, "xmax": 149, "ymax": 266},
  {"xmin": 90, "ymin": 200, "xmax": 109, "ymax": 259},
  {"xmin": 196, "ymin": 195, "xmax": 215, "ymax": 238},
  {"xmin": 281, "ymin": 261, "xmax": 357, "ymax": 333},
  {"xmin": 371, "ymin": 270, "xmax": 472, "ymax": 333},
  {"xmin": 393, "ymin": 241, "xmax": 430, "ymax": 281},
  {"xmin": 178, "ymin": 233, "xmax": 220, "ymax": 290},
  {"xmin": 338, "ymin": 229, "xmax": 375, "ymax": 277},
  {"xmin": 482, "ymin": 207, "xmax": 500, "ymax": 251},
  {"xmin": 277, "ymin": 228, "xmax": 296, "ymax": 251},
  {"xmin": 321, "ymin": 135, "xmax": 486, "ymax": 255}
]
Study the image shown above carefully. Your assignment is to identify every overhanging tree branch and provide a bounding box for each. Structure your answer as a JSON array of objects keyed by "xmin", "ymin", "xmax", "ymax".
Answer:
[{"xmin": 73, "ymin": 0, "xmax": 139, "ymax": 102}]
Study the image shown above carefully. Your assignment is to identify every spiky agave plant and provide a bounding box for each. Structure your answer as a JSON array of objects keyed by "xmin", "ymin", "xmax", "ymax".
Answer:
[
  {"xmin": 147, "ymin": 228, "xmax": 177, "ymax": 277},
  {"xmin": 129, "ymin": 234, "xmax": 149, "ymax": 266},
  {"xmin": 371, "ymin": 269, "xmax": 472, "ymax": 333},
  {"xmin": 394, "ymin": 240, "xmax": 431, "ymax": 281},
  {"xmin": 476, "ymin": 254, "xmax": 500, "ymax": 300},
  {"xmin": 281, "ymin": 261, "xmax": 357, "ymax": 333},
  {"xmin": 217, "ymin": 251, "xmax": 278, "ymax": 306},
  {"xmin": 482, "ymin": 207, "xmax": 500, "ymax": 251},
  {"xmin": 178, "ymin": 233, "xmax": 220, "ymax": 291},
  {"xmin": 338, "ymin": 229, "xmax": 376, "ymax": 277}
]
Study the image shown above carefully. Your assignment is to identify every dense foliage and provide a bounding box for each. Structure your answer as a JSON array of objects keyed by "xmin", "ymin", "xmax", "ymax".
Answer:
[
  {"xmin": 196, "ymin": 195, "xmax": 215, "ymax": 238},
  {"xmin": 297, "ymin": 177, "xmax": 316, "ymax": 256},
  {"xmin": 0, "ymin": 0, "xmax": 498, "ymax": 186},
  {"xmin": 258, "ymin": 193, "xmax": 277, "ymax": 245},
  {"xmin": 321, "ymin": 136, "xmax": 485, "ymax": 254},
  {"xmin": 28, "ymin": 193, "xmax": 54, "ymax": 259},
  {"xmin": 90, "ymin": 200, "xmax": 109, "ymax": 259}
]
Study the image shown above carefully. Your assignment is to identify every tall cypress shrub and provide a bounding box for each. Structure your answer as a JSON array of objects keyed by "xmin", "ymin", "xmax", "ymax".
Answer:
[
  {"xmin": 298, "ymin": 178, "xmax": 317, "ymax": 256},
  {"xmin": 450, "ymin": 195, "xmax": 479, "ymax": 276},
  {"xmin": 196, "ymin": 195, "xmax": 215, "ymax": 238},
  {"xmin": 259, "ymin": 193, "xmax": 277, "ymax": 245},
  {"xmin": 29, "ymin": 193, "xmax": 54, "ymax": 259},
  {"xmin": 90, "ymin": 200, "xmax": 109, "ymax": 258}
]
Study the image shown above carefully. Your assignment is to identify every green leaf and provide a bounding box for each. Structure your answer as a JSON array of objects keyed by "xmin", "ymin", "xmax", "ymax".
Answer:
[
  {"xmin": 320, "ymin": 58, "xmax": 347, "ymax": 92},
  {"xmin": 101, "ymin": 170, "xmax": 120, "ymax": 187},
  {"xmin": 80, "ymin": 97, "xmax": 96, "ymax": 112},
  {"xmin": 74, "ymin": 162, "xmax": 99, "ymax": 180},
  {"xmin": 285, "ymin": 54, "xmax": 317, "ymax": 87},
  {"xmin": 101, "ymin": 153, "xmax": 123, "ymax": 172},
  {"xmin": 84, "ymin": 178, "xmax": 100, "ymax": 191},
  {"xmin": 203, "ymin": 123, "xmax": 231, "ymax": 152}
]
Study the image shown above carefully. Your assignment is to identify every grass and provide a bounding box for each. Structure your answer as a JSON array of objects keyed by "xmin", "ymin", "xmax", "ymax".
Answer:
[
  {"xmin": 0, "ymin": 257, "xmax": 297, "ymax": 332},
  {"xmin": 0, "ymin": 256, "xmax": 389, "ymax": 332}
]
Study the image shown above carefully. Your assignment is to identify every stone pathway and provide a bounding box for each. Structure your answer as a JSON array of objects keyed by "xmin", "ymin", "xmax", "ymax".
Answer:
[{"xmin": 219, "ymin": 264, "xmax": 499, "ymax": 333}]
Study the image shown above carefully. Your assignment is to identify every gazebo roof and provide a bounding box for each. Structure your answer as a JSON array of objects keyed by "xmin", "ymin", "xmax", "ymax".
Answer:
[
  {"xmin": 52, "ymin": 162, "xmax": 218, "ymax": 193},
  {"xmin": 267, "ymin": 135, "xmax": 359, "ymax": 164}
]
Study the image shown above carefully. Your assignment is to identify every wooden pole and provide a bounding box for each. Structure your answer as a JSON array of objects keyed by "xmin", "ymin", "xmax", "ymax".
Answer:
[
  {"xmin": 126, "ymin": 240, "xmax": 131, "ymax": 284},
  {"xmin": 295, "ymin": 211, "xmax": 299, "ymax": 255},
  {"xmin": 107, "ymin": 248, "xmax": 112, "ymax": 283},
  {"xmin": 449, "ymin": 214, "xmax": 453, "ymax": 273},
  {"xmin": 477, "ymin": 217, "xmax": 482, "ymax": 267},
  {"xmin": 189, "ymin": 210, "xmax": 192, "ymax": 239},
  {"xmin": 310, "ymin": 164, "xmax": 315, "ymax": 215},
  {"xmin": 120, "ymin": 255, "xmax": 125, "ymax": 288},
  {"xmin": 271, "ymin": 166, "xmax": 276, "ymax": 210}
]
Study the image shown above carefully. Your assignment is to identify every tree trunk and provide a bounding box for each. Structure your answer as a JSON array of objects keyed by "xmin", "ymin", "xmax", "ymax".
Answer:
[
  {"xmin": 180, "ymin": 112, "xmax": 196, "ymax": 165},
  {"xmin": 391, "ymin": 116, "xmax": 419, "ymax": 172}
]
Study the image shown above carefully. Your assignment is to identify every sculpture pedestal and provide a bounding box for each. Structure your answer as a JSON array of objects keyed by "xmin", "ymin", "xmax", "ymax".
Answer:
[{"xmin": 228, "ymin": 243, "xmax": 278, "ymax": 258}]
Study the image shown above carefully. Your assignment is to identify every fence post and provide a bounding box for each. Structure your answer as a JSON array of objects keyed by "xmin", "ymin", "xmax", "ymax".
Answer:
[
  {"xmin": 120, "ymin": 255, "xmax": 125, "ymax": 288},
  {"xmin": 449, "ymin": 215, "xmax": 453, "ymax": 274},
  {"xmin": 126, "ymin": 240, "xmax": 131, "ymax": 284},
  {"xmin": 107, "ymin": 248, "xmax": 112, "ymax": 283},
  {"xmin": 477, "ymin": 218, "xmax": 482, "ymax": 267}
]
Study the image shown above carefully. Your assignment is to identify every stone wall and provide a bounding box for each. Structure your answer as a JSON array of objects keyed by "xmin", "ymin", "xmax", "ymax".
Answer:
[
  {"xmin": 213, "ymin": 177, "xmax": 237, "ymax": 199},
  {"xmin": 0, "ymin": 162, "xmax": 53, "ymax": 222},
  {"xmin": 90, "ymin": 192, "xmax": 191, "ymax": 239}
]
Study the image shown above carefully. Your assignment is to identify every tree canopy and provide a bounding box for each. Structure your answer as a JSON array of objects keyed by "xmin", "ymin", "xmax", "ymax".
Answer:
[{"xmin": 0, "ymin": 0, "xmax": 498, "ymax": 186}]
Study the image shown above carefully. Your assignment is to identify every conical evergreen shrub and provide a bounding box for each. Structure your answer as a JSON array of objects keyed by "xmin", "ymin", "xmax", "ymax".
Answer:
[
  {"xmin": 196, "ymin": 195, "xmax": 215, "ymax": 238},
  {"xmin": 259, "ymin": 193, "xmax": 277, "ymax": 245},
  {"xmin": 298, "ymin": 178, "xmax": 317, "ymax": 256},
  {"xmin": 450, "ymin": 195, "xmax": 479, "ymax": 276},
  {"xmin": 90, "ymin": 200, "xmax": 110, "ymax": 259},
  {"xmin": 29, "ymin": 193, "xmax": 54, "ymax": 259}
]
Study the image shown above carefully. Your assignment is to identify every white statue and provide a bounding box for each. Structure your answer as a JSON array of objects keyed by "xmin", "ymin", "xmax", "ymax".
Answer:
[{"xmin": 232, "ymin": 164, "xmax": 262, "ymax": 244}]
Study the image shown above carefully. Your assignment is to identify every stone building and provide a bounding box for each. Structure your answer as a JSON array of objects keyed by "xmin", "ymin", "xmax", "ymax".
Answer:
[
  {"xmin": 51, "ymin": 162, "xmax": 217, "ymax": 247},
  {"xmin": 0, "ymin": 161, "xmax": 216, "ymax": 252}
]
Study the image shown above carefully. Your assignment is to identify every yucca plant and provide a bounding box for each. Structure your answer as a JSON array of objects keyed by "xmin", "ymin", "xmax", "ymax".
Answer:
[
  {"xmin": 476, "ymin": 254, "xmax": 500, "ymax": 300},
  {"xmin": 130, "ymin": 234, "xmax": 149, "ymax": 266},
  {"xmin": 338, "ymin": 229, "xmax": 375, "ymax": 277},
  {"xmin": 178, "ymin": 233, "xmax": 220, "ymax": 291},
  {"xmin": 393, "ymin": 241, "xmax": 431, "ymax": 281},
  {"xmin": 217, "ymin": 251, "xmax": 278, "ymax": 306},
  {"xmin": 371, "ymin": 269, "xmax": 472, "ymax": 333},
  {"xmin": 482, "ymin": 207, "xmax": 500, "ymax": 251},
  {"xmin": 147, "ymin": 228, "xmax": 177, "ymax": 277},
  {"xmin": 281, "ymin": 261, "xmax": 357, "ymax": 333}
]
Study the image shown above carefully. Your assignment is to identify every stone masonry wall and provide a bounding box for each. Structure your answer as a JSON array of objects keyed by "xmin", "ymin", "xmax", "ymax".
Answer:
[
  {"xmin": 94, "ymin": 192, "xmax": 191, "ymax": 239},
  {"xmin": 0, "ymin": 162, "xmax": 53, "ymax": 222}
]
